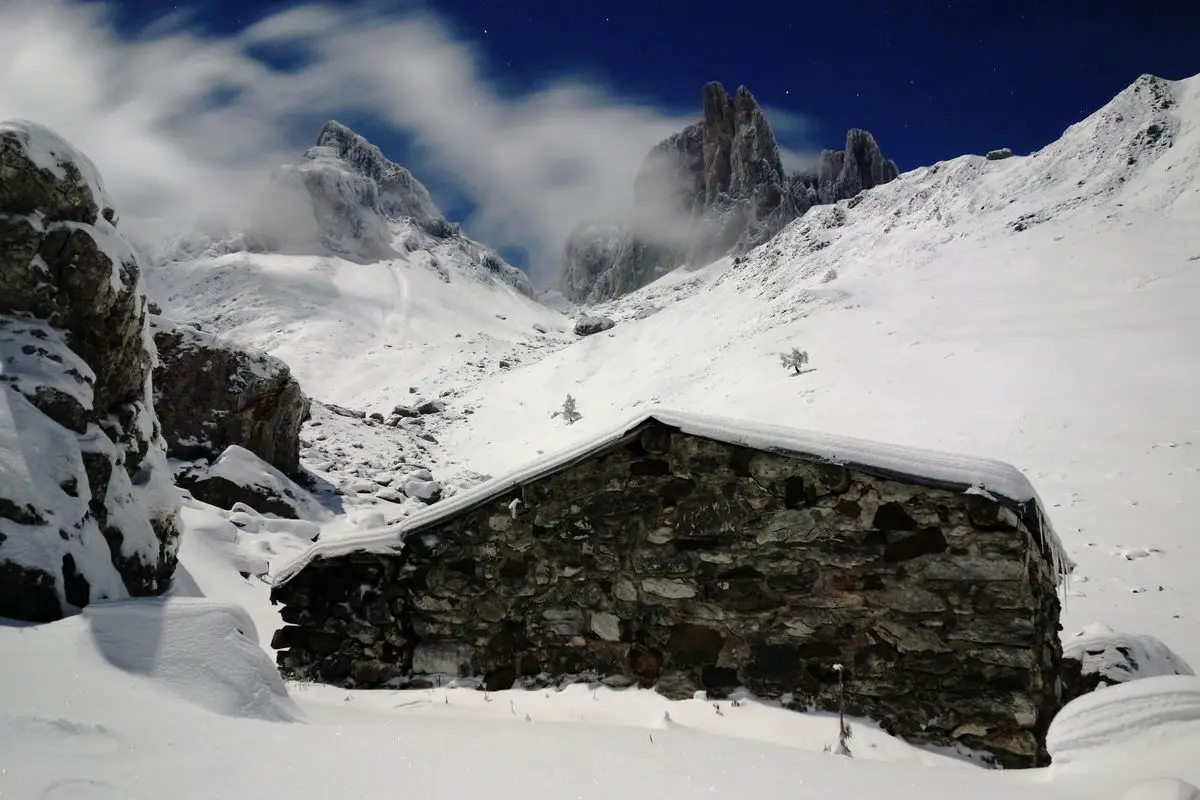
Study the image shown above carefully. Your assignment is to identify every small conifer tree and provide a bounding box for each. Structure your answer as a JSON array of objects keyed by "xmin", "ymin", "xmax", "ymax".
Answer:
[{"xmin": 562, "ymin": 394, "xmax": 582, "ymax": 424}]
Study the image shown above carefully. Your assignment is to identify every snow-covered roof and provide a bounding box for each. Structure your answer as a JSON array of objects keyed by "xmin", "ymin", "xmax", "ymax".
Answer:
[{"xmin": 272, "ymin": 408, "xmax": 1070, "ymax": 587}]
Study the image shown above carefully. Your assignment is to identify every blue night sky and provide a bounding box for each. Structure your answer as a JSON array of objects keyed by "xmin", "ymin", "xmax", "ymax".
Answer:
[{"xmin": 104, "ymin": 0, "xmax": 1200, "ymax": 268}]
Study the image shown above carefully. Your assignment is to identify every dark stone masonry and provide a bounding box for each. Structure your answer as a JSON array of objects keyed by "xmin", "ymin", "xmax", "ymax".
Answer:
[{"xmin": 271, "ymin": 416, "xmax": 1065, "ymax": 767}]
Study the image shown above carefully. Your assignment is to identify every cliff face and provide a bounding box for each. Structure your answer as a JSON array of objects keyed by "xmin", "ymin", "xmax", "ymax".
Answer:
[
  {"xmin": 561, "ymin": 84, "xmax": 898, "ymax": 304},
  {"xmin": 0, "ymin": 120, "xmax": 181, "ymax": 621}
]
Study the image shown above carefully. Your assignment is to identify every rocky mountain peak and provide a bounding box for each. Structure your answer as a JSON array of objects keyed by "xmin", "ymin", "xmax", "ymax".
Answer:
[
  {"xmin": 560, "ymin": 82, "xmax": 897, "ymax": 304},
  {"xmin": 241, "ymin": 121, "xmax": 536, "ymax": 297},
  {"xmin": 313, "ymin": 120, "xmax": 445, "ymax": 227}
]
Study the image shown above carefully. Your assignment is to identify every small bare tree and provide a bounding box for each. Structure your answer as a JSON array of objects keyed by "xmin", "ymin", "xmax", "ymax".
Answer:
[
  {"xmin": 780, "ymin": 347, "xmax": 809, "ymax": 374},
  {"xmin": 832, "ymin": 663, "xmax": 853, "ymax": 757}
]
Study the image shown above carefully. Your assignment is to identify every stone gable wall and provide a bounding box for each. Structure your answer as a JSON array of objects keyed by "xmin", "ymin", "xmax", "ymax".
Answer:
[{"xmin": 272, "ymin": 421, "xmax": 1063, "ymax": 766}]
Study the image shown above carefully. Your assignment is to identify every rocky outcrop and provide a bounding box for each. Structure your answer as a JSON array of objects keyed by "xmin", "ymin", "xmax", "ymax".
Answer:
[
  {"xmin": 789, "ymin": 129, "xmax": 900, "ymax": 211},
  {"xmin": 561, "ymin": 84, "xmax": 898, "ymax": 304},
  {"xmin": 272, "ymin": 418, "xmax": 1064, "ymax": 767},
  {"xmin": 152, "ymin": 318, "xmax": 309, "ymax": 475},
  {"xmin": 0, "ymin": 120, "xmax": 181, "ymax": 621}
]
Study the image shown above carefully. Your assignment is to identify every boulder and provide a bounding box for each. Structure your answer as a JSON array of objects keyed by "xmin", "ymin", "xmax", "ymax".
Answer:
[
  {"xmin": 574, "ymin": 315, "xmax": 616, "ymax": 336},
  {"xmin": 417, "ymin": 399, "xmax": 446, "ymax": 415},
  {"xmin": 0, "ymin": 120, "xmax": 180, "ymax": 621},
  {"xmin": 152, "ymin": 318, "xmax": 309, "ymax": 475},
  {"xmin": 178, "ymin": 446, "xmax": 322, "ymax": 520},
  {"xmin": 986, "ymin": 147, "xmax": 1015, "ymax": 161}
]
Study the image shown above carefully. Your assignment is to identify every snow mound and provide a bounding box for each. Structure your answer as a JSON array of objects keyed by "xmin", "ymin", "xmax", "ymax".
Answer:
[
  {"xmin": 1119, "ymin": 778, "xmax": 1200, "ymax": 800},
  {"xmin": 1047, "ymin": 675, "xmax": 1200, "ymax": 764},
  {"xmin": 82, "ymin": 597, "xmax": 297, "ymax": 722},
  {"xmin": 1065, "ymin": 623, "xmax": 1194, "ymax": 686}
]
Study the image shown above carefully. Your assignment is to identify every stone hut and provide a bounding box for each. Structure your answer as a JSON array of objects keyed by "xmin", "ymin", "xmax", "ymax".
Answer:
[{"xmin": 271, "ymin": 409, "xmax": 1070, "ymax": 767}]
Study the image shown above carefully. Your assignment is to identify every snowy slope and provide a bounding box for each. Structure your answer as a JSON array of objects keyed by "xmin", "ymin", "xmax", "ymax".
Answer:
[
  {"xmin": 4, "ymin": 72, "xmax": 1199, "ymax": 799},
  {"xmin": 145, "ymin": 229, "xmax": 570, "ymax": 412}
]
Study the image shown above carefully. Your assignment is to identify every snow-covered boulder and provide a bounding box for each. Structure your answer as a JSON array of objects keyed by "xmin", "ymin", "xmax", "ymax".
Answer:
[
  {"xmin": 574, "ymin": 314, "xmax": 616, "ymax": 336},
  {"xmin": 1061, "ymin": 623, "xmax": 1194, "ymax": 701},
  {"xmin": 177, "ymin": 446, "xmax": 324, "ymax": 520},
  {"xmin": 402, "ymin": 478, "xmax": 443, "ymax": 504},
  {"xmin": 0, "ymin": 120, "xmax": 180, "ymax": 621},
  {"xmin": 152, "ymin": 317, "xmax": 309, "ymax": 474},
  {"xmin": 83, "ymin": 598, "xmax": 297, "ymax": 721}
]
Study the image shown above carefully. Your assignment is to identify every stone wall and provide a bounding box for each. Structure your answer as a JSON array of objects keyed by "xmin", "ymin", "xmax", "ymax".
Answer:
[{"xmin": 271, "ymin": 420, "xmax": 1063, "ymax": 767}]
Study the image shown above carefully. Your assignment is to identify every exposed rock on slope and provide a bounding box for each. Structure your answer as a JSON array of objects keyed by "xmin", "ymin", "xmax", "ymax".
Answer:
[
  {"xmin": 0, "ymin": 120, "xmax": 180, "ymax": 621},
  {"xmin": 152, "ymin": 317, "xmax": 309, "ymax": 475},
  {"xmin": 573, "ymin": 314, "xmax": 615, "ymax": 336},
  {"xmin": 561, "ymin": 82, "xmax": 898, "ymax": 303}
]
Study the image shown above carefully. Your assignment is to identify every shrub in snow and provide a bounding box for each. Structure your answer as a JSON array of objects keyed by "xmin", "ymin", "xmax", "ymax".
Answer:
[
  {"xmin": 0, "ymin": 120, "xmax": 180, "ymax": 622},
  {"xmin": 779, "ymin": 347, "xmax": 810, "ymax": 374}
]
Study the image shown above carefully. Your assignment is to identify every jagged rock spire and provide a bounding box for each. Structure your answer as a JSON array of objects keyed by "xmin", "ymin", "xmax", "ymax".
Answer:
[{"xmin": 561, "ymin": 82, "xmax": 898, "ymax": 303}]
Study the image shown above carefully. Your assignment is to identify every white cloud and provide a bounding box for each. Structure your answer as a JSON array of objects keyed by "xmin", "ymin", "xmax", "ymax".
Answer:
[{"xmin": 0, "ymin": 0, "xmax": 815, "ymax": 284}]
